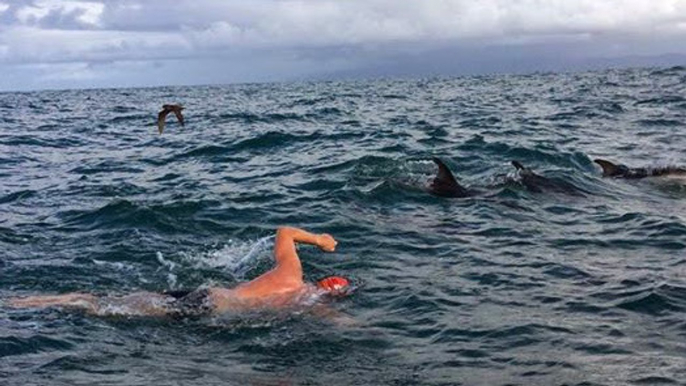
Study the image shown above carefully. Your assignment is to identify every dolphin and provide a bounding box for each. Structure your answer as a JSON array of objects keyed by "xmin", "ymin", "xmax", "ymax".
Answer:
[
  {"xmin": 511, "ymin": 160, "xmax": 548, "ymax": 193},
  {"xmin": 157, "ymin": 104, "xmax": 185, "ymax": 134},
  {"xmin": 511, "ymin": 160, "xmax": 586, "ymax": 196},
  {"xmin": 594, "ymin": 159, "xmax": 686, "ymax": 179},
  {"xmin": 428, "ymin": 158, "xmax": 471, "ymax": 198}
]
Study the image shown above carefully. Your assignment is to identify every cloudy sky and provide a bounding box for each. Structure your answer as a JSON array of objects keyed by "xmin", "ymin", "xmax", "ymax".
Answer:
[{"xmin": 1, "ymin": 0, "xmax": 685, "ymax": 91}]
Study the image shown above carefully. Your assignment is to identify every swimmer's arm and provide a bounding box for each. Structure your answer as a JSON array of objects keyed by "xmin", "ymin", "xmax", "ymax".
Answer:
[
  {"xmin": 274, "ymin": 227, "xmax": 337, "ymax": 266},
  {"xmin": 7, "ymin": 293, "xmax": 98, "ymax": 313}
]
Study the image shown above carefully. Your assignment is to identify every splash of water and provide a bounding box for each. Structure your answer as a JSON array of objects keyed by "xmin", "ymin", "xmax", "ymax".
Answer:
[
  {"xmin": 156, "ymin": 251, "xmax": 178, "ymax": 289},
  {"xmin": 180, "ymin": 235, "xmax": 275, "ymax": 279}
]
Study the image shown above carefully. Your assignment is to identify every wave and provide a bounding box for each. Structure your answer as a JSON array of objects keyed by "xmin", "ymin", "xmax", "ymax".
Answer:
[
  {"xmin": 0, "ymin": 335, "xmax": 74, "ymax": 357},
  {"xmin": 0, "ymin": 189, "xmax": 36, "ymax": 205},
  {"xmin": 215, "ymin": 112, "xmax": 310, "ymax": 124},
  {"xmin": 579, "ymin": 281, "xmax": 686, "ymax": 317},
  {"xmin": 611, "ymin": 283, "xmax": 686, "ymax": 316},
  {"xmin": 456, "ymin": 135, "xmax": 593, "ymax": 169},
  {"xmin": 55, "ymin": 199, "xmax": 221, "ymax": 233},
  {"xmin": 635, "ymin": 118, "xmax": 683, "ymax": 127},
  {"xmin": 0, "ymin": 226, "xmax": 32, "ymax": 245},
  {"xmin": 635, "ymin": 95, "xmax": 685, "ymax": 105},
  {"xmin": 228, "ymin": 130, "xmax": 365, "ymax": 153},
  {"xmin": 649, "ymin": 66, "xmax": 686, "ymax": 76},
  {"xmin": 0, "ymin": 135, "xmax": 85, "ymax": 148},
  {"xmin": 69, "ymin": 161, "xmax": 145, "ymax": 176},
  {"xmin": 106, "ymin": 114, "xmax": 151, "ymax": 124},
  {"xmin": 168, "ymin": 144, "xmax": 238, "ymax": 162}
]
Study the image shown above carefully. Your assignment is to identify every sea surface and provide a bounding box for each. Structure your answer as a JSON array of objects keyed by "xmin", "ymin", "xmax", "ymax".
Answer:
[{"xmin": 1, "ymin": 67, "xmax": 686, "ymax": 386}]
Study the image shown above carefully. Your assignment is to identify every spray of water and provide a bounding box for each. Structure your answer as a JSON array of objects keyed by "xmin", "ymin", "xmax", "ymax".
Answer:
[
  {"xmin": 178, "ymin": 235, "xmax": 275, "ymax": 279},
  {"xmin": 156, "ymin": 251, "xmax": 178, "ymax": 289}
]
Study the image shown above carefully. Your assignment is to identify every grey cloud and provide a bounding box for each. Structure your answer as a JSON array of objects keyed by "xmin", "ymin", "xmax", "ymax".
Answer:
[
  {"xmin": 23, "ymin": 6, "xmax": 98, "ymax": 29},
  {"xmin": 0, "ymin": 27, "xmax": 187, "ymax": 64},
  {"xmin": 1, "ymin": 0, "xmax": 686, "ymax": 90},
  {"xmin": 14, "ymin": 1, "xmax": 104, "ymax": 26},
  {"xmin": 3, "ymin": 1, "xmax": 686, "ymax": 63},
  {"xmin": 87, "ymin": 1, "xmax": 686, "ymax": 47}
]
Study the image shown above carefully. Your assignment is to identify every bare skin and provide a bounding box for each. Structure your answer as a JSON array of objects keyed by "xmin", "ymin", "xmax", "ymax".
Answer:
[
  {"xmin": 209, "ymin": 226, "xmax": 337, "ymax": 311},
  {"xmin": 8, "ymin": 227, "xmax": 339, "ymax": 315}
]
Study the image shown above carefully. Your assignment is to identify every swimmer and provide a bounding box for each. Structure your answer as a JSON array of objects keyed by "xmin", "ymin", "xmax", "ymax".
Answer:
[{"xmin": 8, "ymin": 227, "xmax": 351, "ymax": 317}]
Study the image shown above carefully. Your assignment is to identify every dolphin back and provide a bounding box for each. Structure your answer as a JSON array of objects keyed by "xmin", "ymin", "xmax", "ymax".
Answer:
[
  {"xmin": 511, "ymin": 160, "xmax": 544, "ymax": 192},
  {"xmin": 593, "ymin": 159, "xmax": 670, "ymax": 179}
]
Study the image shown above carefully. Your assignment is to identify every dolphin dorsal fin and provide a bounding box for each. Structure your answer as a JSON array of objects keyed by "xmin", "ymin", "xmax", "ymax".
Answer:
[
  {"xmin": 430, "ymin": 158, "xmax": 468, "ymax": 197},
  {"xmin": 512, "ymin": 160, "xmax": 539, "ymax": 177},
  {"xmin": 594, "ymin": 159, "xmax": 620, "ymax": 177},
  {"xmin": 511, "ymin": 160, "xmax": 527, "ymax": 171}
]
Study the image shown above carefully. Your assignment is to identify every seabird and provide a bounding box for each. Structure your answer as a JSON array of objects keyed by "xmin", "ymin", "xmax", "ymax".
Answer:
[{"xmin": 157, "ymin": 104, "xmax": 185, "ymax": 134}]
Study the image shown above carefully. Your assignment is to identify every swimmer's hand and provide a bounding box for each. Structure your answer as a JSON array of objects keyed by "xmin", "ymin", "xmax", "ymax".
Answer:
[{"xmin": 317, "ymin": 233, "xmax": 337, "ymax": 252}]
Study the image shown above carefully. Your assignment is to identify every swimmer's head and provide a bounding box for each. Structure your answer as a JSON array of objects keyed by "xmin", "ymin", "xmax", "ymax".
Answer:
[{"xmin": 316, "ymin": 276, "xmax": 350, "ymax": 295}]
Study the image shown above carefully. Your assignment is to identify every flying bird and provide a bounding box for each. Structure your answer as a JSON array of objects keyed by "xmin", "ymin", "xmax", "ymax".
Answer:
[{"xmin": 157, "ymin": 104, "xmax": 185, "ymax": 134}]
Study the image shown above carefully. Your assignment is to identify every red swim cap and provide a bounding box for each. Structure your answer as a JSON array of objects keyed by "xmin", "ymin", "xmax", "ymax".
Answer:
[{"xmin": 316, "ymin": 276, "xmax": 350, "ymax": 293}]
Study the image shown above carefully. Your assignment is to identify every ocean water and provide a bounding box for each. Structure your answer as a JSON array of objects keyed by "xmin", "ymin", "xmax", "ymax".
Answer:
[{"xmin": 1, "ymin": 66, "xmax": 685, "ymax": 386}]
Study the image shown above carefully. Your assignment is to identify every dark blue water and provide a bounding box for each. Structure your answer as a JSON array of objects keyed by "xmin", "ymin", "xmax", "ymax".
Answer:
[{"xmin": 1, "ymin": 66, "xmax": 686, "ymax": 386}]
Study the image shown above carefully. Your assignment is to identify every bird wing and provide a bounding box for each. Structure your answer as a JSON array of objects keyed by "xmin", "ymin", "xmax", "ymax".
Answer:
[
  {"xmin": 173, "ymin": 108, "xmax": 185, "ymax": 126},
  {"xmin": 157, "ymin": 109, "xmax": 170, "ymax": 134}
]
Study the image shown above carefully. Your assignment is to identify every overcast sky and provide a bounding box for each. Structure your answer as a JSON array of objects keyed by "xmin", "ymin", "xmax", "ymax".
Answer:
[{"xmin": 1, "ymin": 0, "xmax": 685, "ymax": 91}]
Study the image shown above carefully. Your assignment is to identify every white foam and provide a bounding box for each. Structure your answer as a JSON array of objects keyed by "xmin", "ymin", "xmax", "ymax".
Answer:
[
  {"xmin": 91, "ymin": 259, "xmax": 135, "ymax": 271},
  {"xmin": 156, "ymin": 251, "xmax": 176, "ymax": 270},
  {"xmin": 658, "ymin": 174, "xmax": 686, "ymax": 184},
  {"xmin": 156, "ymin": 251, "xmax": 178, "ymax": 289},
  {"xmin": 180, "ymin": 235, "xmax": 275, "ymax": 279},
  {"xmin": 93, "ymin": 293, "xmax": 173, "ymax": 317},
  {"xmin": 93, "ymin": 303, "xmax": 137, "ymax": 316},
  {"xmin": 92, "ymin": 258, "xmax": 151, "ymax": 284}
]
